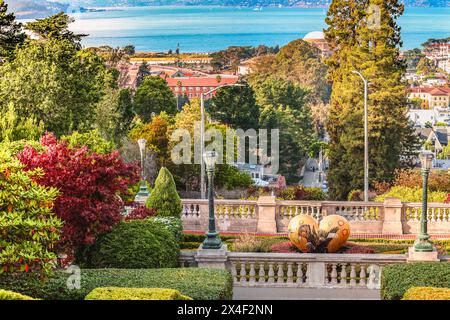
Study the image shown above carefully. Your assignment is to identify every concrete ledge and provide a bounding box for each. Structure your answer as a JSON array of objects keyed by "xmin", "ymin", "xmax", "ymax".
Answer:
[{"xmin": 233, "ymin": 287, "xmax": 380, "ymax": 300}]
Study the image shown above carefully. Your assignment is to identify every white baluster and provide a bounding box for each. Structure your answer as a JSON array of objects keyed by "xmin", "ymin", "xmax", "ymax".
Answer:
[
  {"xmin": 330, "ymin": 263, "xmax": 338, "ymax": 284},
  {"xmin": 350, "ymin": 265, "xmax": 357, "ymax": 286},
  {"xmin": 277, "ymin": 263, "xmax": 284, "ymax": 284},
  {"xmin": 231, "ymin": 262, "xmax": 238, "ymax": 283},
  {"xmin": 340, "ymin": 263, "xmax": 347, "ymax": 285},
  {"xmin": 267, "ymin": 263, "xmax": 275, "ymax": 283},
  {"xmin": 286, "ymin": 263, "xmax": 293, "ymax": 284},
  {"xmin": 249, "ymin": 262, "xmax": 256, "ymax": 284},
  {"xmin": 240, "ymin": 262, "xmax": 247, "ymax": 283},
  {"xmin": 359, "ymin": 265, "xmax": 367, "ymax": 287},
  {"xmin": 258, "ymin": 263, "xmax": 265, "ymax": 284},
  {"xmin": 296, "ymin": 263, "xmax": 304, "ymax": 284}
]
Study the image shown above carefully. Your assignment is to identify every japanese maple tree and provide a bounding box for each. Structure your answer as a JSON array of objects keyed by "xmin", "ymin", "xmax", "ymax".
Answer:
[{"xmin": 17, "ymin": 133, "xmax": 139, "ymax": 257}]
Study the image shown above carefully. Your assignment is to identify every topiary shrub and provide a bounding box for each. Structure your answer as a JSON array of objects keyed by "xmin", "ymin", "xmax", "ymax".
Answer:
[
  {"xmin": 381, "ymin": 262, "xmax": 450, "ymax": 300},
  {"xmin": 0, "ymin": 289, "xmax": 35, "ymax": 300},
  {"xmin": 82, "ymin": 219, "xmax": 179, "ymax": 269},
  {"xmin": 85, "ymin": 287, "xmax": 192, "ymax": 300},
  {"xmin": 146, "ymin": 167, "xmax": 182, "ymax": 217},
  {"xmin": 402, "ymin": 286, "xmax": 450, "ymax": 300},
  {"xmin": 0, "ymin": 268, "xmax": 233, "ymax": 300}
]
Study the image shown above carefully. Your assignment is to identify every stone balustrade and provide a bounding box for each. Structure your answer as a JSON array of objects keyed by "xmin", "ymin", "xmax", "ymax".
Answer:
[
  {"xmin": 181, "ymin": 196, "xmax": 450, "ymax": 235},
  {"xmin": 227, "ymin": 252, "xmax": 406, "ymax": 289}
]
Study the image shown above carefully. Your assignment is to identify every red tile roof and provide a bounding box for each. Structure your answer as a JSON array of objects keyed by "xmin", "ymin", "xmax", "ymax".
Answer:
[
  {"xmin": 408, "ymin": 86, "xmax": 450, "ymax": 96},
  {"xmin": 166, "ymin": 76, "xmax": 239, "ymax": 87}
]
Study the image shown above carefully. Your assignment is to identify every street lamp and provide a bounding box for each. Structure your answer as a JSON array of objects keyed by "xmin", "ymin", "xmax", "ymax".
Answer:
[
  {"xmin": 135, "ymin": 138, "xmax": 150, "ymax": 204},
  {"xmin": 414, "ymin": 150, "xmax": 434, "ymax": 252},
  {"xmin": 200, "ymin": 83, "xmax": 246, "ymax": 199},
  {"xmin": 202, "ymin": 150, "xmax": 222, "ymax": 249},
  {"xmin": 352, "ymin": 70, "xmax": 369, "ymax": 202}
]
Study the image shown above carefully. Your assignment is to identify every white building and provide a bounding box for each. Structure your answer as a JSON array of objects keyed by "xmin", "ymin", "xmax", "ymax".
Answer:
[{"xmin": 408, "ymin": 108, "xmax": 450, "ymax": 127}]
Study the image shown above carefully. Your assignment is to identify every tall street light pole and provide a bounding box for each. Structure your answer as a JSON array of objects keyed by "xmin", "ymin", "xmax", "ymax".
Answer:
[
  {"xmin": 352, "ymin": 70, "xmax": 369, "ymax": 202},
  {"xmin": 202, "ymin": 151, "xmax": 222, "ymax": 249},
  {"xmin": 414, "ymin": 150, "xmax": 434, "ymax": 252},
  {"xmin": 135, "ymin": 138, "xmax": 150, "ymax": 204},
  {"xmin": 200, "ymin": 83, "xmax": 245, "ymax": 199}
]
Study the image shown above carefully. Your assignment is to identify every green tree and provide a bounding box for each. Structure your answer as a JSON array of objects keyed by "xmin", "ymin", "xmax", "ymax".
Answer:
[
  {"xmin": 208, "ymin": 82, "xmax": 259, "ymax": 130},
  {"xmin": 0, "ymin": 103, "xmax": 44, "ymax": 142},
  {"xmin": 0, "ymin": 38, "xmax": 108, "ymax": 136},
  {"xmin": 61, "ymin": 129, "xmax": 115, "ymax": 154},
  {"xmin": 146, "ymin": 167, "xmax": 182, "ymax": 217},
  {"xmin": 25, "ymin": 12, "xmax": 86, "ymax": 48},
  {"xmin": 134, "ymin": 76, "xmax": 177, "ymax": 122},
  {"xmin": 259, "ymin": 104, "xmax": 316, "ymax": 183},
  {"xmin": 324, "ymin": 0, "xmax": 419, "ymax": 200},
  {"xmin": 95, "ymin": 88, "xmax": 134, "ymax": 145},
  {"xmin": 0, "ymin": 0, "xmax": 26, "ymax": 62}
]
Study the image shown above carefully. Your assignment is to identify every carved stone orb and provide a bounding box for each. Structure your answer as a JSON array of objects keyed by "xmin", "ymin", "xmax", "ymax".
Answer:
[{"xmin": 288, "ymin": 214, "xmax": 319, "ymax": 253}]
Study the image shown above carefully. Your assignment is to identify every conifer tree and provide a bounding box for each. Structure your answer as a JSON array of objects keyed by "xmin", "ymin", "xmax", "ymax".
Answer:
[
  {"xmin": 0, "ymin": 0, "xmax": 26, "ymax": 62},
  {"xmin": 324, "ymin": 0, "xmax": 419, "ymax": 200},
  {"xmin": 146, "ymin": 167, "xmax": 182, "ymax": 217}
]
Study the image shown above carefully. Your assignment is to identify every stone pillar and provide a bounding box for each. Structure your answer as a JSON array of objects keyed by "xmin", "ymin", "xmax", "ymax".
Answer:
[
  {"xmin": 307, "ymin": 262, "xmax": 326, "ymax": 286},
  {"xmin": 256, "ymin": 196, "xmax": 278, "ymax": 234},
  {"xmin": 407, "ymin": 247, "xmax": 440, "ymax": 262},
  {"xmin": 195, "ymin": 244, "xmax": 228, "ymax": 269},
  {"xmin": 382, "ymin": 198, "xmax": 404, "ymax": 235}
]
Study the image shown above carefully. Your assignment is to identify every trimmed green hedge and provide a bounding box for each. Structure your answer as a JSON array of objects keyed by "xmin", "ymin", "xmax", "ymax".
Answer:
[
  {"xmin": 0, "ymin": 289, "xmax": 35, "ymax": 300},
  {"xmin": 80, "ymin": 219, "xmax": 179, "ymax": 269},
  {"xmin": 381, "ymin": 263, "xmax": 450, "ymax": 300},
  {"xmin": 0, "ymin": 268, "xmax": 233, "ymax": 300},
  {"xmin": 402, "ymin": 286, "xmax": 450, "ymax": 300},
  {"xmin": 85, "ymin": 287, "xmax": 192, "ymax": 300}
]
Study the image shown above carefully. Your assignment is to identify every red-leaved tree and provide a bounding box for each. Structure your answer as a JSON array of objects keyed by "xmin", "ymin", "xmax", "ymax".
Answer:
[{"xmin": 17, "ymin": 133, "xmax": 139, "ymax": 258}]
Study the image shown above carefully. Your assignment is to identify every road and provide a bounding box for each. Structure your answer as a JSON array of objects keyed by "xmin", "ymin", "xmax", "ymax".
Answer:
[{"xmin": 302, "ymin": 158, "xmax": 323, "ymax": 188}]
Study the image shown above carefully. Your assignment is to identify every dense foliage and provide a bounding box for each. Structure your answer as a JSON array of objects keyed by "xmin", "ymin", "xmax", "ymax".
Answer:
[
  {"xmin": 133, "ymin": 76, "xmax": 177, "ymax": 122},
  {"xmin": 374, "ymin": 186, "xmax": 447, "ymax": 203},
  {"xmin": 146, "ymin": 167, "xmax": 182, "ymax": 217},
  {"xmin": 85, "ymin": 287, "xmax": 192, "ymax": 300},
  {"xmin": 79, "ymin": 219, "xmax": 179, "ymax": 269},
  {"xmin": 324, "ymin": 0, "xmax": 419, "ymax": 200},
  {"xmin": 402, "ymin": 286, "xmax": 450, "ymax": 300},
  {"xmin": 0, "ymin": 289, "xmax": 35, "ymax": 300},
  {"xmin": 61, "ymin": 130, "xmax": 115, "ymax": 154},
  {"xmin": 124, "ymin": 206, "xmax": 156, "ymax": 221},
  {"xmin": 381, "ymin": 263, "xmax": 450, "ymax": 300},
  {"xmin": 0, "ymin": 148, "xmax": 62, "ymax": 275},
  {"xmin": 0, "ymin": 0, "xmax": 26, "ymax": 62},
  {"xmin": 0, "ymin": 268, "xmax": 233, "ymax": 300},
  {"xmin": 16, "ymin": 133, "xmax": 139, "ymax": 257}
]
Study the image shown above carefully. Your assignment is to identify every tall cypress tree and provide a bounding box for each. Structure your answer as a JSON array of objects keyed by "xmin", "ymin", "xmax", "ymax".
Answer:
[
  {"xmin": 0, "ymin": 0, "xmax": 26, "ymax": 62},
  {"xmin": 325, "ymin": 0, "xmax": 419, "ymax": 200}
]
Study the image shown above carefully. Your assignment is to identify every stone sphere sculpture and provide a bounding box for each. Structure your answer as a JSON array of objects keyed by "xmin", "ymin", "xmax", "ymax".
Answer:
[
  {"xmin": 318, "ymin": 215, "xmax": 350, "ymax": 253},
  {"xmin": 288, "ymin": 214, "xmax": 319, "ymax": 253}
]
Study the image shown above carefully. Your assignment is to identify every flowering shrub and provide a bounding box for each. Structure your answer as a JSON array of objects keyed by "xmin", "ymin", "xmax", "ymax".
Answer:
[
  {"xmin": 445, "ymin": 194, "xmax": 450, "ymax": 204},
  {"xmin": 0, "ymin": 148, "xmax": 62, "ymax": 275},
  {"xmin": 374, "ymin": 186, "xmax": 447, "ymax": 202},
  {"xmin": 246, "ymin": 186, "xmax": 326, "ymax": 201},
  {"xmin": 125, "ymin": 206, "xmax": 156, "ymax": 221},
  {"xmin": 17, "ymin": 133, "xmax": 139, "ymax": 258},
  {"xmin": 341, "ymin": 243, "xmax": 376, "ymax": 254},
  {"xmin": 269, "ymin": 241, "xmax": 299, "ymax": 253}
]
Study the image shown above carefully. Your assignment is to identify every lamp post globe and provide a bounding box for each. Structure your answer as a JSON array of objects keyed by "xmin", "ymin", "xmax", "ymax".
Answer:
[
  {"xmin": 414, "ymin": 150, "xmax": 434, "ymax": 252},
  {"xmin": 202, "ymin": 151, "xmax": 222, "ymax": 249}
]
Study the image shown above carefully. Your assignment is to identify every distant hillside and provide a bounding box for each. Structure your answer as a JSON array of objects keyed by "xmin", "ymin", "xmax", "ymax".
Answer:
[
  {"xmin": 7, "ymin": 0, "xmax": 68, "ymax": 19},
  {"xmin": 49, "ymin": 0, "xmax": 450, "ymax": 7}
]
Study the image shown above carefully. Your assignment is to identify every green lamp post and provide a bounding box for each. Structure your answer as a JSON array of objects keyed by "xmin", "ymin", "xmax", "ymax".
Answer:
[
  {"xmin": 413, "ymin": 150, "xmax": 434, "ymax": 252},
  {"xmin": 135, "ymin": 138, "xmax": 150, "ymax": 203},
  {"xmin": 202, "ymin": 150, "xmax": 222, "ymax": 249}
]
